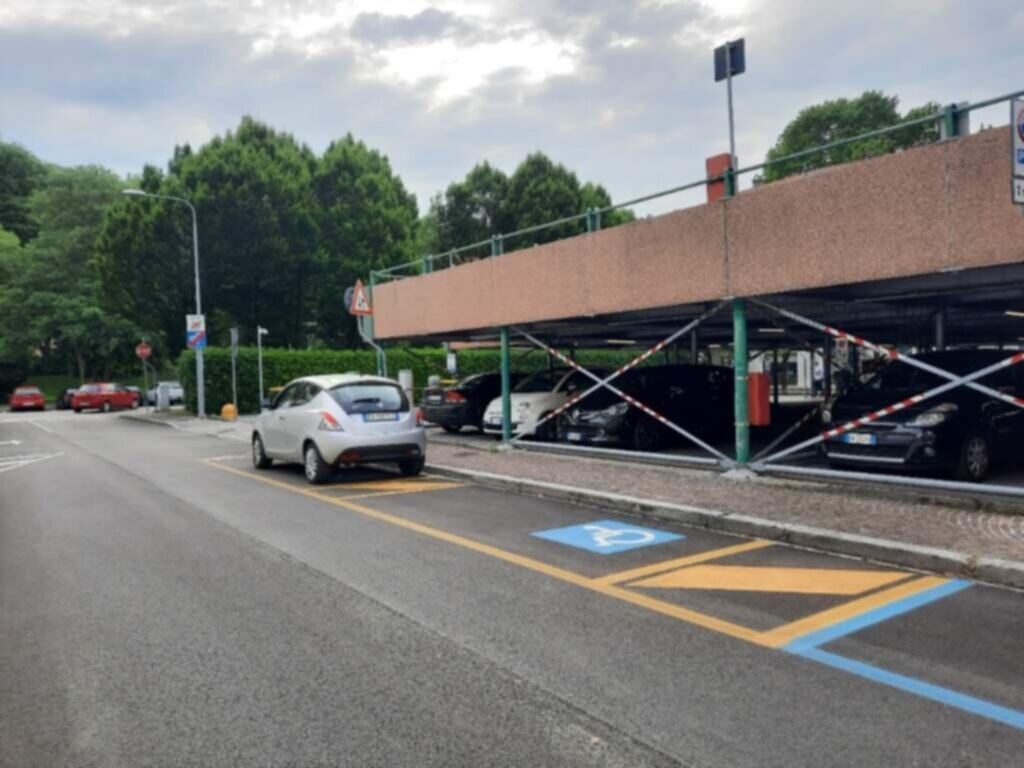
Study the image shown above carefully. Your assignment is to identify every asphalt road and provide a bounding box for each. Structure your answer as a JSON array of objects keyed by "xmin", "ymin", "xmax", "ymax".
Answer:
[{"xmin": 1, "ymin": 410, "xmax": 1022, "ymax": 767}]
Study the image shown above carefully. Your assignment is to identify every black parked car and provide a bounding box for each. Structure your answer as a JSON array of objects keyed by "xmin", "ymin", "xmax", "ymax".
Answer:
[
  {"xmin": 55, "ymin": 387, "xmax": 78, "ymax": 410},
  {"xmin": 821, "ymin": 350, "xmax": 1024, "ymax": 482},
  {"xmin": 557, "ymin": 365, "xmax": 734, "ymax": 451},
  {"xmin": 421, "ymin": 372, "xmax": 525, "ymax": 432}
]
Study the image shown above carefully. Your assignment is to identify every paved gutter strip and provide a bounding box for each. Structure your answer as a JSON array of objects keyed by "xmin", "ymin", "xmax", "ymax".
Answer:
[{"xmin": 425, "ymin": 463, "xmax": 1024, "ymax": 590}]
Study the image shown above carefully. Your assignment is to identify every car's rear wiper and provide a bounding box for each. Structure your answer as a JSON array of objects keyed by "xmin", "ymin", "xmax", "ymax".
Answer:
[{"xmin": 352, "ymin": 397, "xmax": 382, "ymax": 404}]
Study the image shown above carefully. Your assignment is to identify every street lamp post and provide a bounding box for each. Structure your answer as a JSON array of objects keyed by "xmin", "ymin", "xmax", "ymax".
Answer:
[
  {"xmin": 122, "ymin": 189, "xmax": 206, "ymax": 418},
  {"xmin": 257, "ymin": 326, "xmax": 269, "ymax": 408}
]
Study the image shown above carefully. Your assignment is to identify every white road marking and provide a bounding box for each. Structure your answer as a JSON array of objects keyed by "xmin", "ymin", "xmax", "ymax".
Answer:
[
  {"xmin": 0, "ymin": 452, "xmax": 63, "ymax": 474},
  {"xmin": 0, "ymin": 439, "xmax": 23, "ymax": 446},
  {"xmin": 28, "ymin": 419, "xmax": 53, "ymax": 433}
]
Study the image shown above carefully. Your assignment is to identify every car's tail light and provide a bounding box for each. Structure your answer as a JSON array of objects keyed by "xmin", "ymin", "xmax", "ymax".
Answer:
[
  {"xmin": 318, "ymin": 411, "xmax": 345, "ymax": 431},
  {"xmin": 415, "ymin": 407, "xmax": 424, "ymax": 426},
  {"xmin": 444, "ymin": 390, "xmax": 466, "ymax": 403}
]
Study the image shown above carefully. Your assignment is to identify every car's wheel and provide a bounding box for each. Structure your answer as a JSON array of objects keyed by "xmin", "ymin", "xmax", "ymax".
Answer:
[
  {"xmin": 441, "ymin": 424, "xmax": 462, "ymax": 433},
  {"xmin": 252, "ymin": 434, "xmax": 272, "ymax": 469},
  {"xmin": 130, "ymin": 398, "xmax": 139, "ymax": 410},
  {"xmin": 73, "ymin": 407, "xmax": 82, "ymax": 413},
  {"xmin": 101, "ymin": 401, "xmax": 112, "ymax": 413},
  {"xmin": 633, "ymin": 418, "xmax": 664, "ymax": 452},
  {"xmin": 955, "ymin": 431, "xmax": 991, "ymax": 483},
  {"xmin": 398, "ymin": 456, "xmax": 425, "ymax": 477},
  {"xmin": 303, "ymin": 442, "xmax": 331, "ymax": 484},
  {"xmin": 535, "ymin": 413, "xmax": 557, "ymax": 442}
]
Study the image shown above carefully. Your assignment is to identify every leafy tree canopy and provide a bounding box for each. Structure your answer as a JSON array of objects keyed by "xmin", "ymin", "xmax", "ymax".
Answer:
[
  {"xmin": 761, "ymin": 91, "xmax": 941, "ymax": 183},
  {"xmin": 0, "ymin": 141, "xmax": 47, "ymax": 244}
]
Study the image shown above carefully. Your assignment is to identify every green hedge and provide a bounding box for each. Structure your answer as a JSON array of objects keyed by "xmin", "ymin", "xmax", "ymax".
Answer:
[{"xmin": 179, "ymin": 346, "xmax": 657, "ymax": 415}]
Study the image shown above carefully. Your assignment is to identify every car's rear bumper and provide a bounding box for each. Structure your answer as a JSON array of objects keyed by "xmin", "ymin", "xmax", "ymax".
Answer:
[
  {"xmin": 557, "ymin": 424, "xmax": 627, "ymax": 446},
  {"xmin": 422, "ymin": 403, "xmax": 479, "ymax": 428},
  {"xmin": 316, "ymin": 428, "xmax": 427, "ymax": 465}
]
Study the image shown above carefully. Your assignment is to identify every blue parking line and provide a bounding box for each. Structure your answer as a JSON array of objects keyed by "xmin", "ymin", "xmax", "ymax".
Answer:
[
  {"xmin": 785, "ymin": 579, "xmax": 973, "ymax": 653},
  {"xmin": 783, "ymin": 578, "xmax": 1024, "ymax": 731},
  {"xmin": 793, "ymin": 647, "xmax": 1024, "ymax": 731}
]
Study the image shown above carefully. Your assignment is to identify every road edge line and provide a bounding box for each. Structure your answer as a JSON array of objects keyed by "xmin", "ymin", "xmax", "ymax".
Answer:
[{"xmin": 425, "ymin": 463, "xmax": 1024, "ymax": 590}]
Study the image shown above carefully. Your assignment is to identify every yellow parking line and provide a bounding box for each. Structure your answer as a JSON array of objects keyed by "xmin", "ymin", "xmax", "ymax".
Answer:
[
  {"xmin": 204, "ymin": 459, "xmax": 768, "ymax": 645},
  {"xmin": 324, "ymin": 484, "xmax": 465, "ymax": 501},
  {"xmin": 756, "ymin": 575, "xmax": 948, "ymax": 648},
  {"xmin": 594, "ymin": 540, "xmax": 774, "ymax": 586}
]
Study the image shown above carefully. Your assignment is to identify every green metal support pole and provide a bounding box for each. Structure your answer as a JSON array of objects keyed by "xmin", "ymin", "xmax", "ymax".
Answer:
[
  {"xmin": 491, "ymin": 234, "xmax": 504, "ymax": 257},
  {"xmin": 500, "ymin": 326, "xmax": 512, "ymax": 443},
  {"xmin": 422, "ymin": 255, "xmax": 432, "ymax": 274},
  {"xmin": 732, "ymin": 298, "xmax": 750, "ymax": 465},
  {"xmin": 724, "ymin": 167, "xmax": 737, "ymax": 198}
]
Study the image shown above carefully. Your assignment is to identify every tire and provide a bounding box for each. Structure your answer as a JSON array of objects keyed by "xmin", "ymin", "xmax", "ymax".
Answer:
[
  {"xmin": 398, "ymin": 456, "xmax": 425, "ymax": 477},
  {"xmin": 101, "ymin": 401, "xmax": 112, "ymax": 413},
  {"xmin": 252, "ymin": 434, "xmax": 272, "ymax": 470},
  {"xmin": 535, "ymin": 413, "xmax": 557, "ymax": 442},
  {"xmin": 441, "ymin": 424, "xmax": 462, "ymax": 434},
  {"xmin": 954, "ymin": 431, "xmax": 991, "ymax": 483},
  {"xmin": 73, "ymin": 408, "xmax": 82, "ymax": 414},
  {"xmin": 633, "ymin": 418, "xmax": 664, "ymax": 452},
  {"xmin": 130, "ymin": 399, "xmax": 139, "ymax": 410},
  {"xmin": 303, "ymin": 442, "xmax": 331, "ymax": 484}
]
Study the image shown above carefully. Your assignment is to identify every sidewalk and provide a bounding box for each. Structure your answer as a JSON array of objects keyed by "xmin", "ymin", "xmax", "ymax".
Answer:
[{"xmin": 122, "ymin": 411, "xmax": 1024, "ymax": 587}]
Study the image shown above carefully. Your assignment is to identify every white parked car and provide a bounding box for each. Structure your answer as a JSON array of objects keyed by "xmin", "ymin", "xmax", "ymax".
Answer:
[
  {"xmin": 145, "ymin": 381, "xmax": 185, "ymax": 405},
  {"xmin": 482, "ymin": 368, "xmax": 602, "ymax": 440},
  {"xmin": 252, "ymin": 374, "xmax": 426, "ymax": 484}
]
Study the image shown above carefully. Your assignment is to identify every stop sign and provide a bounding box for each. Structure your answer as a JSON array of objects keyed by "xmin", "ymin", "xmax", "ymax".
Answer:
[{"xmin": 136, "ymin": 342, "xmax": 152, "ymax": 360}]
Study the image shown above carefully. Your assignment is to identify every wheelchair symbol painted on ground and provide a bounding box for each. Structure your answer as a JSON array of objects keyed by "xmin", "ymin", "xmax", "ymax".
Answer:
[{"xmin": 532, "ymin": 519, "xmax": 684, "ymax": 554}]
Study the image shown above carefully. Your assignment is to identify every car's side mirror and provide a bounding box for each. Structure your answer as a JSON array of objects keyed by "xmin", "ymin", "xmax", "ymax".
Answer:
[{"xmin": 261, "ymin": 398, "xmax": 273, "ymax": 410}]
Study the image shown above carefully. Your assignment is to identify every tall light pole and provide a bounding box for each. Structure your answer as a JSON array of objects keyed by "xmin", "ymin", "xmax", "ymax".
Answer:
[
  {"xmin": 257, "ymin": 326, "xmax": 269, "ymax": 408},
  {"xmin": 122, "ymin": 189, "xmax": 206, "ymax": 418}
]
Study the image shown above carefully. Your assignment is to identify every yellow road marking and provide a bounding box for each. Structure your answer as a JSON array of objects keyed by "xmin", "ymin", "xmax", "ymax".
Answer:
[
  {"xmin": 324, "ymin": 484, "xmax": 465, "ymax": 501},
  {"xmin": 318, "ymin": 479, "xmax": 458, "ymax": 491},
  {"xmin": 204, "ymin": 460, "xmax": 768, "ymax": 645},
  {"xmin": 631, "ymin": 565, "xmax": 911, "ymax": 595},
  {"xmin": 593, "ymin": 540, "xmax": 773, "ymax": 586},
  {"xmin": 757, "ymin": 575, "xmax": 949, "ymax": 648},
  {"xmin": 204, "ymin": 459, "xmax": 951, "ymax": 651}
]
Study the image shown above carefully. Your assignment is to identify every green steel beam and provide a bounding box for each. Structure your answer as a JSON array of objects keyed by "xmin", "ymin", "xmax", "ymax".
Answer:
[
  {"xmin": 733, "ymin": 298, "xmax": 750, "ymax": 465},
  {"xmin": 500, "ymin": 326, "xmax": 512, "ymax": 442}
]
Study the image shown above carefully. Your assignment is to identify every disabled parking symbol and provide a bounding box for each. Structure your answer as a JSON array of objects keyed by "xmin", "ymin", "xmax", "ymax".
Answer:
[{"xmin": 532, "ymin": 519, "xmax": 684, "ymax": 554}]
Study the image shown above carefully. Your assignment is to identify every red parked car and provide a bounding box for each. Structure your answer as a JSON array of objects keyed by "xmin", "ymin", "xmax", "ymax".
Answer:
[
  {"xmin": 72, "ymin": 383, "xmax": 140, "ymax": 413},
  {"xmin": 9, "ymin": 386, "xmax": 46, "ymax": 411}
]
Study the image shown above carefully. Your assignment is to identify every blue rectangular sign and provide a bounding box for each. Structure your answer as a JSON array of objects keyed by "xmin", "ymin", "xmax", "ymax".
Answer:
[
  {"xmin": 532, "ymin": 519, "xmax": 684, "ymax": 554},
  {"xmin": 186, "ymin": 330, "xmax": 207, "ymax": 350}
]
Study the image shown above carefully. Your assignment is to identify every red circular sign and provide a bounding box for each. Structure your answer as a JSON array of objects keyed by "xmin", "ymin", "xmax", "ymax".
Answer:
[{"xmin": 135, "ymin": 342, "xmax": 152, "ymax": 360}]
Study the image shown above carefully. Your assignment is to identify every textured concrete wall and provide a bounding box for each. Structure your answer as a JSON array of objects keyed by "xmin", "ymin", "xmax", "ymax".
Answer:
[{"xmin": 374, "ymin": 127, "xmax": 1024, "ymax": 339}]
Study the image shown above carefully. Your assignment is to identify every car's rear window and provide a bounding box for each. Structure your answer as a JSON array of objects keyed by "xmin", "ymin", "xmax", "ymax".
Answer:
[
  {"xmin": 15, "ymin": 387, "xmax": 41, "ymax": 395},
  {"xmin": 79, "ymin": 384, "xmax": 101, "ymax": 393},
  {"xmin": 329, "ymin": 383, "xmax": 409, "ymax": 414}
]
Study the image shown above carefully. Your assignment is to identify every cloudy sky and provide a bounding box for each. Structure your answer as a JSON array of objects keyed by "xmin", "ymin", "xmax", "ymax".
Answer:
[{"xmin": 1, "ymin": 0, "xmax": 1020, "ymax": 216}]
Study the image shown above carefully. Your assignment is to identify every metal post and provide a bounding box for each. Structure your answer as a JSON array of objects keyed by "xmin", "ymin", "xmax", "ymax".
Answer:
[
  {"xmin": 230, "ymin": 334, "xmax": 238, "ymax": 412},
  {"xmin": 500, "ymin": 327, "xmax": 512, "ymax": 443},
  {"xmin": 935, "ymin": 309, "xmax": 946, "ymax": 351},
  {"xmin": 690, "ymin": 327, "xmax": 699, "ymax": 363},
  {"xmin": 189, "ymin": 204, "xmax": 205, "ymax": 419},
  {"xmin": 733, "ymin": 299, "xmax": 750, "ymax": 465},
  {"xmin": 491, "ymin": 235, "xmax": 504, "ymax": 256},
  {"xmin": 824, "ymin": 335, "xmax": 833, "ymax": 399},
  {"xmin": 257, "ymin": 326, "xmax": 266, "ymax": 407},
  {"xmin": 772, "ymin": 346, "xmax": 780, "ymax": 405},
  {"xmin": 726, "ymin": 44, "xmax": 736, "ymax": 170}
]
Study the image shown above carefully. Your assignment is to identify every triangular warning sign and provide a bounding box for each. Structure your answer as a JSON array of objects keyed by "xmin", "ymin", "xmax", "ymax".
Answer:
[{"xmin": 350, "ymin": 279, "xmax": 372, "ymax": 316}]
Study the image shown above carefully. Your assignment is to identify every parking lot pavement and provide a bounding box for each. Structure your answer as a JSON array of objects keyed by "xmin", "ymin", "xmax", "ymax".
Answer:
[
  {"xmin": 4, "ymin": 414, "xmax": 1023, "ymax": 766},
  {"xmin": 424, "ymin": 433, "xmax": 1024, "ymax": 567}
]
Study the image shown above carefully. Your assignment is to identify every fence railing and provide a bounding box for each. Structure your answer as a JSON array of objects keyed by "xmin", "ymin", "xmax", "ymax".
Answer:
[{"xmin": 372, "ymin": 90, "xmax": 1023, "ymax": 284}]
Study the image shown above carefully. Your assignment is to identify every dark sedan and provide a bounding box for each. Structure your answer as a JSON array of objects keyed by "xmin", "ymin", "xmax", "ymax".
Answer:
[
  {"xmin": 821, "ymin": 350, "xmax": 1024, "ymax": 482},
  {"xmin": 557, "ymin": 365, "xmax": 734, "ymax": 451},
  {"xmin": 421, "ymin": 372, "xmax": 524, "ymax": 433},
  {"xmin": 55, "ymin": 387, "xmax": 78, "ymax": 410}
]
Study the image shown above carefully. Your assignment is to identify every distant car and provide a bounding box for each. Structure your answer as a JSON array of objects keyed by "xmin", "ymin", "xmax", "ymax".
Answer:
[
  {"xmin": 9, "ymin": 386, "xmax": 45, "ymax": 412},
  {"xmin": 421, "ymin": 372, "xmax": 526, "ymax": 433},
  {"xmin": 482, "ymin": 368, "xmax": 607, "ymax": 440},
  {"xmin": 72, "ymin": 383, "xmax": 141, "ymax": 413},
  {"xmin": 557, "ymin": 365, "xmax": 734, "ymax": 451},
  {"xmin": 822, "ymin": 350, "xmax": 1024, "ymax": 482},
  {"xmin": 55, "ymin": 387, "xmax": 78, "ymax": 410},
  {"xmin": 146, "ymin": 381, "xmax": 185, "ymax": 405},
  {"xmin": 252, "ymin": 374, "xmax": 426, "ymax": 484}
]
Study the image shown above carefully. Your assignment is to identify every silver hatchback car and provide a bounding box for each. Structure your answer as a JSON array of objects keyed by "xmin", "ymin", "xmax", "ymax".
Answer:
[{"xmin": 252, "ymin": 374, "xmax": 427, "ymax": 484}]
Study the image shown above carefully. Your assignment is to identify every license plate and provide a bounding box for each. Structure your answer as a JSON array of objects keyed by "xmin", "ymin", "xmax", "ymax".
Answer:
[
  {"xmin": 486, "ymin": 417, "xmax": 501, "ymax": 426},
  {"xmin": 363, "ymin": 412, "xmax": 399, "ymax": 422},
  {"xmin": 844, "ymin": 433, "xmax": 877, "ymax": 446},
  {"xmin": 566, "ymin": 431, "xmax": 583, "ymax": 442},
  {"xmin": 427, "ymin": 395, "xmax": 442, "ymax": 404}
]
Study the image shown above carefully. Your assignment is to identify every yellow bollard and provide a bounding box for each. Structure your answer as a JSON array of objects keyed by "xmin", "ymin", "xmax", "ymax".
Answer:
[{"xmin": 221, "ymin": 403, "xmax": 237, "ymax": 421}]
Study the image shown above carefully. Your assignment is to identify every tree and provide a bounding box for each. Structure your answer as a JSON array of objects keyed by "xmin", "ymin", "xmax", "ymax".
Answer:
[
  {"xmin": 761, "ymin": 91, "xmax": 941, "ymax": 183},
  {"xmin": 429, "ymin": 152, "xmax": 634, "ymax": 256},
  {"xmin": 0, "ymin": 141, "xmax": 47, "ymax": 244},
  {"xmin": 312, "ymin": 134, "xmax": 419, "ymax": 346}
]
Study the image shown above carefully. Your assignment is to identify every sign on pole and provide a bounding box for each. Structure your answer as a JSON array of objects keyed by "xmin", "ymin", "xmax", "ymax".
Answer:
[
  {"xmin": 349, "ymin": 279, "xmax": 372, "ymax": 316},
  {"xmin": 135, "ymin": 342, "xmax": 152, "ymax": 360},
  {"xmin": 186, "ymin": 314, "xmax": 207, "ymax": 350},
  {"xmin": 713, "ymin": 39, "xmax": 745, "ymax": 82},
  {"xmin": 1013, "ymin": 97, "xmax": 1024, "ymax": 205}
]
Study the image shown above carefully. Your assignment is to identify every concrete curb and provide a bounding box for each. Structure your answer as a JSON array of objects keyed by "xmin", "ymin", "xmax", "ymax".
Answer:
[
  {"xmin": 426, "ymin": 463, "xmax": 1024, "ymax": 590},
  {"xmin": 119, "ymin": 412, "xmax": 176, "ymax": 428}
]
